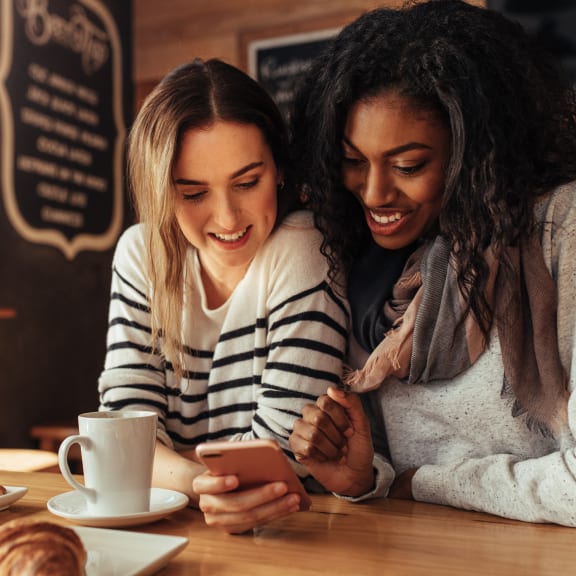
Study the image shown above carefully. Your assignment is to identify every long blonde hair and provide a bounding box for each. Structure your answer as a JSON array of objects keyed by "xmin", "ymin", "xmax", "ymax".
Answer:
[{"xmin": 127, "ymin": 58, "xmax": 298, "ymax": 378}]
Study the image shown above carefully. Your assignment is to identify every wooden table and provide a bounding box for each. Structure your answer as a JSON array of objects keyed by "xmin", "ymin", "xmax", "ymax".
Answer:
[{"xmin": 1, "ymin": 470, "xmax": 575, "ymax": 575}]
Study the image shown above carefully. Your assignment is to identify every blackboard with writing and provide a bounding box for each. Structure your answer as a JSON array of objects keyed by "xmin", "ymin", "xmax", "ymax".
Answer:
[
  {"xmin": 488, "ymin": 0, "xmax": 576, "ymax": 84},
  {"xmin": 1, "ymin": 0, "xmax": 126, "ymax": 259},
  {"xmin": 0, "ymin": 0, "xmax": 132, "ymax": 447},
  {"xmin": 248, "ymin": 29, "xmax": 339, "ymax": 121}
]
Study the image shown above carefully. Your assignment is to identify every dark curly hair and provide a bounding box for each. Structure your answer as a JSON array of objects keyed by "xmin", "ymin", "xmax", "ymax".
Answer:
[{"xmin": 290, "ymin": 0, "xmax": 576, "ymax": 335}]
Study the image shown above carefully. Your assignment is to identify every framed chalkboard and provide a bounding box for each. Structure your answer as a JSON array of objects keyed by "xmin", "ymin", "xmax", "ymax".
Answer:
[
  {"xmin": 487, "ymin": 0, "xmax": 576, "ymax": 84},
  {"xmin": 0, "ymin": 0, "xmax": 132, "ymax": 449},
  {"xmin": 247, "ymin": 28, "xmax": 338, "ymax": 121},
  {"xmin": 0, "ymin": 0, "xmax": 129, "ymax": 260},
  {"xmin": 240, "ymin": 13, "xmax": 363, "ymax": 121}
]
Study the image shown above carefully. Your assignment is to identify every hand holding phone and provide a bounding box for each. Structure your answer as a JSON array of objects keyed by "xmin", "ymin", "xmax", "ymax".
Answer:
[{"xmin": 196, "ymin": 438, "xmax": 312, "ymax": 511}]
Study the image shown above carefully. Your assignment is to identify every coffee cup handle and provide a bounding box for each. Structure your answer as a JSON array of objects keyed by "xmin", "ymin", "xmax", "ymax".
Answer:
[{"xmin": 58, "ymin": 435, "xmax": 95, "ymax": 502}]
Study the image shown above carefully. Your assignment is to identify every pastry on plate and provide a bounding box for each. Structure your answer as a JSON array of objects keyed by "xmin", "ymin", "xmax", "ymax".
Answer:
[
  {"xmin": 0, "ymin": 519, "xmax": 86, "ymax": 575},
  {"xmin": 0, "ymin": 486, "xmax": 6, "ymax": 496}
]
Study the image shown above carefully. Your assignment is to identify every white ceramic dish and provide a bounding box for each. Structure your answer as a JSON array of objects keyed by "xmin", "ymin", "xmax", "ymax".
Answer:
[
  {"xmin": 75, "ymin": 526, "xmax": 188, "ymax": 576},
  {"xmin": 0, "ymin": 486, "xmax": 28, "ymax": 511},
  {"xmin": 47, "ymin": 488, "xmax": 189, "ymax": 528}
]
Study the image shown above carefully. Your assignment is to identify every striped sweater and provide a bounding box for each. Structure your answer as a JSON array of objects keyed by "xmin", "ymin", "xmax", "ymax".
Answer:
[{"xmin": 98, "ymin": 211, "xmax": 349, "ymax": 479}]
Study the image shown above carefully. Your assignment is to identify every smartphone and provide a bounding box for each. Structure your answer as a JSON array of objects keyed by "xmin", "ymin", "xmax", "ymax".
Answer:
[{"xmin": 195, "ymin": 438, "xmax": 312, "ymax": 511}]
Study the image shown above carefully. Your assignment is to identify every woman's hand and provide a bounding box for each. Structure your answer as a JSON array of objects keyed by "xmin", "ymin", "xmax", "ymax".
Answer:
[
  {"xmin": 289, "ymin": 387, "xmax": 375, "ymax": 497},
  {"xmin": 192, "ymin": 473, "xmax": 302, "ymax": 534}
]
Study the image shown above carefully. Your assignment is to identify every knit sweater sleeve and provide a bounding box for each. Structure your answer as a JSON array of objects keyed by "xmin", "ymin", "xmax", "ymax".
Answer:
[
  {"xmin": 230, "ymin": 212, "xmax": 350, "ymax": 480},
  {"xmin": 412, "ymin": 183, "xmax": 576, "ymax": 526},
  {"xmin": 97, "ymin": 224, "xmax": 173, "ymax": 447}
]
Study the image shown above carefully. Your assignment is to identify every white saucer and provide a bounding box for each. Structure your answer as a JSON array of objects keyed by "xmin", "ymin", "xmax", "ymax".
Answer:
[
  {"xmin": 47, "ymin": 488, "xmax": 189, "ymax": 528},
  {"xmin": 0, "ymin": 486, "xmax": 28, "ymax": 511}
]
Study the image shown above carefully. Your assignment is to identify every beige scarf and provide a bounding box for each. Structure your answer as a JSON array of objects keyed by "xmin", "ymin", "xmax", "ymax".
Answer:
[{"xmin": 344, "ymin": 235, "xmax": 569, "ymax": 436}]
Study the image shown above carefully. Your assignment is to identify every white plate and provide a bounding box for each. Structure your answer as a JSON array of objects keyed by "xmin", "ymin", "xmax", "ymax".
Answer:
[
  {"xmin": 75, "ymin": 526, "xmax": 188, "ymax": 576},
  {"xmin": 0, "ymin": 486, "xmax": 28, "ymax": 511},
  {"xmin": 47, "ymin": 488, "xmax": 189, "ymax": 528}
]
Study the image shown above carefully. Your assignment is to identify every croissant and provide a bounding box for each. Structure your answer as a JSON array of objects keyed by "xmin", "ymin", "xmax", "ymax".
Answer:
[
  {"xmin": 0, "ymin": 519, "xmax": 86, "ymax": 575},
  {"xmin": 0, "ymin": 486, "xmax": 6, "ymax": 496}
]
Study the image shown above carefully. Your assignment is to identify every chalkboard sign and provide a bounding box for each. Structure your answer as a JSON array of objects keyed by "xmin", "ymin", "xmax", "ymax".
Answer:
[
  {"xmin": 488, "ymin": 0, "xmax": 576, "ymax": 84},
  {"xmin": 0, "ymin": 0, "xmax": 132, "ymax": 449},
  {"xmin": 248, "ymin": 28, "xmax": 339, "ymax": 121},
  {"xmin": 0, "ymin": 0, "xmax": 126, "ymax": 259}
]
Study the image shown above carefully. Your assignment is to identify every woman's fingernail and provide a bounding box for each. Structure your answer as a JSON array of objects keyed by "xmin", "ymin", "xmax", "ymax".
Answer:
[{"xmin": 273, "ymin": 482, "xmax": 288, "ymax": 496}]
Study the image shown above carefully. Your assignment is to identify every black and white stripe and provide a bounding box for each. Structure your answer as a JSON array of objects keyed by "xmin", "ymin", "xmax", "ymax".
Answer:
[{"xmin": 98, "ymin": 211, "xmax": 349, "ymax": 479}]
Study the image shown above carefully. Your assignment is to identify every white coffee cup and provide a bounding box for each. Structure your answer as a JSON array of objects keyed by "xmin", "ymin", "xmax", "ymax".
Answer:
[{"xmin": 58, "ymin": 410, "xmax": 157, "ymax": 516}]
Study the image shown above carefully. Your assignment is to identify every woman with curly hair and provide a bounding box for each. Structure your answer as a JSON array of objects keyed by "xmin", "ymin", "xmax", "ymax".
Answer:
[
  {"xmin": 288, "ymin": 0, "xmax": 576, "ymax": 526},
  {"xmin": 97, "ymin": 58, "xmax": 349, "ymax": 533}
]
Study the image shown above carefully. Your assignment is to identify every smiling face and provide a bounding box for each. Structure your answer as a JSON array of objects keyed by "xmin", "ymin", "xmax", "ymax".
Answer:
[
  {"xmin": 342, "ymin": 92, "xmax": 451, "ymax": 250},
  {"xmin": 173, "ymin": 121, "xmax": 279, "ymax": 287}
]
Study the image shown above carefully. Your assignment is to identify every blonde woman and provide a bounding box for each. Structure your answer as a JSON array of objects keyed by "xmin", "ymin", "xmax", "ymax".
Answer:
[{"xmin": 98, "ymin": 59, "xmax": 349, "ymax": 533}]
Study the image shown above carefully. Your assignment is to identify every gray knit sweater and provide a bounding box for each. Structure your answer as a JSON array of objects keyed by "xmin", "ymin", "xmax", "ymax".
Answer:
[{"xmin": 352, "ymin": 182, "xmax": 576, "ymax": 526}]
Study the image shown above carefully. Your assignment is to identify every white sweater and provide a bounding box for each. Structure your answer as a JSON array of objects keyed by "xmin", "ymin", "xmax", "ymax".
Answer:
[
  {"xmin": 98, "ymin": 211, "xmax": 349, "ymax": 481},
  {"xmin": 353, "ymin": 182, "xmax": 576, "ymax": 525}
]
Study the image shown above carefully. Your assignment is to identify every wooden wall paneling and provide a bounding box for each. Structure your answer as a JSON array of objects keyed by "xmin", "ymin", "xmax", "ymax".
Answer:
[
  {"xmin": 132, "ymin": 0, "xmax": 487, "ymax": 113},
  {"xmin": 134, "ymin": 33, "xmax": 239, "ymax": 84},
  {"xmin": 132, "ymin": 0, "xmax": 388, "ymax": 82}
]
